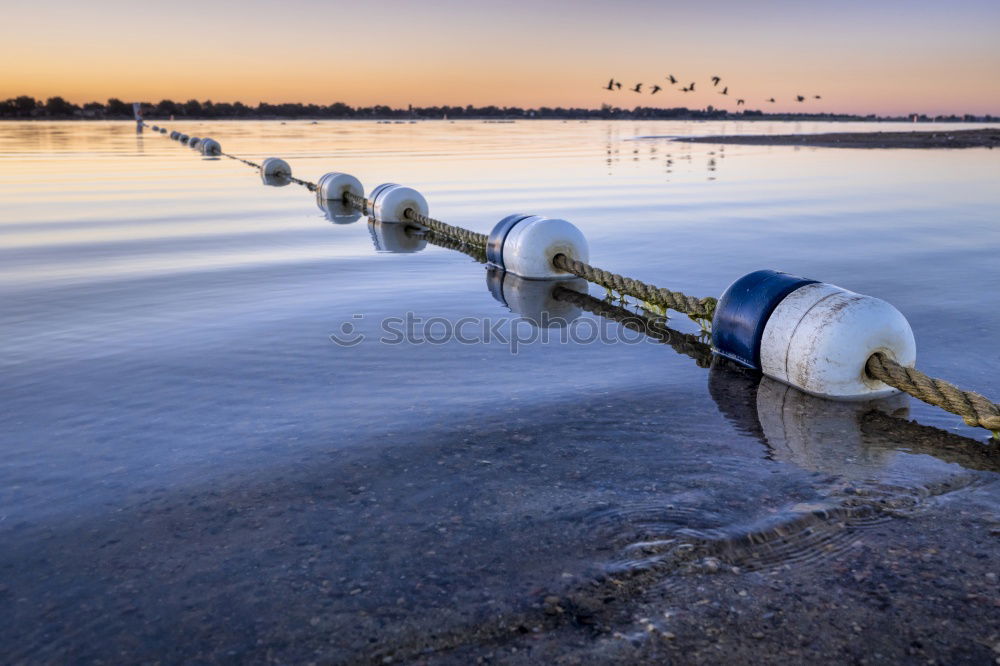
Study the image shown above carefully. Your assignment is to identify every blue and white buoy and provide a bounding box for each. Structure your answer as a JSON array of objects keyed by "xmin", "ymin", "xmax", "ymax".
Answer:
[
  {"xmin": 370, "ymin": 184, "xmax": 427, "ymax": 223},
  {"xmin": 486, "ymin": 214, "xmax": 589, "ymax": 279},
  {"xmin": 711, "ymin": 270, "xmax": 916, "ymax": 398}
]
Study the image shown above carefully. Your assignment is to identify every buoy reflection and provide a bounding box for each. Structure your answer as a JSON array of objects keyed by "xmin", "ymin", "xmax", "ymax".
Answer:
[{"xmin": 486, "ymin": 267, "xmax": 586, "ymax": 327}]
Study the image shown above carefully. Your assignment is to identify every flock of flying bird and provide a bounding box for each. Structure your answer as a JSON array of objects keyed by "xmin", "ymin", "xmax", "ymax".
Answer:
[{"xmin": 603, "ymin": 74, "xmax": 821, "ymax": 107}]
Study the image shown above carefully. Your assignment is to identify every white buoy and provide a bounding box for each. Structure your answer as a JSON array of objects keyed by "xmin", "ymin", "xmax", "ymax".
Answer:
[
  {"xmin": 260, "ymin": 157, "xmax": 291, "ymax": 186},
  {"xmin": 368, "ymin": 220, "xmax": 426, "ymax": 253},
  {"xmin": 486, "ymin": 214, "xmax": 589, "ymax": 279},
  {"xmin": 316, "ymin": 172, "xmax": 364, "ymax": 218},
  {"xmin": 712, "ymin": 270, "xmax": 916, "ymax": 399},
  {"xmin": 371, "ymin": 184, "xmax": 428, "ymax": 224},
  {"xmin": 486, "ymin": 268, "xmax": 586, "ymax": 327},
  {"xmin": 199, "ymin": 138, "xmax": 221, "ymax": 156}
]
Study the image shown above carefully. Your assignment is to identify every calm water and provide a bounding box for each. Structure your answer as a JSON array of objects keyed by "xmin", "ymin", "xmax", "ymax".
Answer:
[{"xmin": 1, "ymin": 120, "xmax": 998, "ymax": 662}]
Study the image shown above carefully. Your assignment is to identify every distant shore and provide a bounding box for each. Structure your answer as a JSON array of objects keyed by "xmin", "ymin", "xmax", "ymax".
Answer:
[{"xmin": 674, "ymin": 128, "xmax": 1000, "ymax": 148}]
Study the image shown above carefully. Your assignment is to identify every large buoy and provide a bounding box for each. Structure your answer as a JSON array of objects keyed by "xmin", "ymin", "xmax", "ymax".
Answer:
[
  {"xmin": 486, "ymin": 214, "xmax": 589, "ymax": 279},
  {"xmin": 371, "ymin": 184, "xmax": 428, "ymax": 224},
  {"xmin": 260, "ymin": 157, "xmax": 291, "ymax": 186},
  {"xmin": 712, "ymin": 270, "xmax": 916, "ymax": 399}
]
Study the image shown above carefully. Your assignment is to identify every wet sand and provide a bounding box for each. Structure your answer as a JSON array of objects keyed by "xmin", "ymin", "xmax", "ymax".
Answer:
[{"xmin": 675, "ymin": 128, "xmax": 1000, "ymax": 149}]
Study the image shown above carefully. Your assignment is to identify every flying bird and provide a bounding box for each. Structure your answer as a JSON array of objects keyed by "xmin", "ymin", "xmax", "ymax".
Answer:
[
  {"xmin": 650, "ymin": 85, "xmax": 662, "ymax": 94},
  {"xmin": 767, "ymin": 97, "xmax": 776, "ymax": 103},
  {"xmin": 796, "ymin": 95, "xmax": 805, "ymax": 102},
  {"xmin": 680, "ymin": 86, "xmax": 691, "ymax": 92},
  {"xmin": 814, "ymin": 95, "xmax": 822, "ymax": 99},
  {"xmin": 736, "ymin": 99, "xmax": 745, "ymax": 106},
  {"xmin": 632, "ymin": 83, "xmax": 643, "ymax": 93},
  {"xmin": 689, "ymin": 82, "xmax": 696, "ymax": 91},
  {"xmin": 711, "ymin": 76, "xmax": 721, "ymax": 86},
  {"xmin": 719, "ymin": 86, "xmax": 728, "ymax": 95},
  {"xmin": 667, "ymin": 74, "xmax": 677, "ymax": 84},
  {"xmin": 615, "ymin": 82, "xmax": 622, "ymax": 89},
  {"xmin": 604, "ymin": 78, "xmax": 616, "ymax": 91}
]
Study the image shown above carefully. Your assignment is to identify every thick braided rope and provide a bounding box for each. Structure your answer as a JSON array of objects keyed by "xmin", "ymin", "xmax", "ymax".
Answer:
[
  {"xmin": 552, "ymin": 286, "xmax": 714, "ymax": 367},
  {"xmin": 407, "ymin": 227, "xmax": 489, "ymax": 263},
  {"xmin": 221, "ymin": 152, "xmax": 261, "ymax": 169},
  {"xmin": 161, "ymin": 131, "xmax": 1000, "ymax": 433},
  {"xmin": 288, "ymin": 174, "xmax": 317, "ymax": 192},
  {"xmin": 552, "ymin": 254, "xmax": 717, "ymax": 320},
  {"xmin": 342, "ymin": 192, "xmax": 489, "ymax": 246},
  {"xmin": 402, "ymin": 208, "xmax": 489, "ymax": 247},
  {"xmin": 343, "ymin": 191, "xmax": 370, "ymax": 215},
  {"xmin": 866, "ymin": 353, "xmax": 1000, "ymax": 431}
]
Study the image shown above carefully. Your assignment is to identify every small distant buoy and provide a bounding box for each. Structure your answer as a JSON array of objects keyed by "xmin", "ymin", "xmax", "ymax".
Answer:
[
  {"xmin": 159, "ymin": 128, "xmax": 167, "ymax": 134},
  {"xmin": 178, "ymin": 134, "xmax": 189, "ymax": 143},
  {"xmin": 188, "ymin": 137, "xmax": 201, "ymax": 149},
  {"xmin": 486, "ymin": 267, "xmax": 586, "ymax": 326},
  {"xmin": 486, "ymin": 214, "xmax": 589, "ymax": 279},
  {"xmin": 170, "ymin": 131, "xmax": 179, "ymax": 140},
  {"xmin": 316, "ymin": 172, "xmax": 364, "ymax": 218},
  {"xmin": 260, "ymin": 157, "xmax": 291, "ymax": 187},
  {"xmin": 712, "ymin": 270, "xmax": 916, "ymax": 398},
  {"xmin": 371, "ymin": 184, "xmax": 428, "ymax": 223},
  {"xmin": 151, "ymin": 125, "xmax": 159, "ymax": 131},
  {"xmin": 368, "ymin": 219, "xmax": 426, "ymax": 253},
  {"xmin": 199, "ymin": 138, "xmax": 221, "ymax": 156}
]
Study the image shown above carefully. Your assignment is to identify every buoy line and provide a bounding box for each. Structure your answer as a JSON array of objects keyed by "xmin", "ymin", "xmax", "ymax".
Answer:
[{"xmin": 146, "ymin": 121, "xmax": 1000, "ymax": 435}]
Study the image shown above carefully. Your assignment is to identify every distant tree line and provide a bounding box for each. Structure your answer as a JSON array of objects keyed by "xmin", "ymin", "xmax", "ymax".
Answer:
[{"xmin": 0, "ymin": 95, "xmax": 994, "ymax": 123}]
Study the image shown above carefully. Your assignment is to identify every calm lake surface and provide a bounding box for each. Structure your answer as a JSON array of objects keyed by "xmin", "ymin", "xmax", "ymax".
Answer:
[{"xmin": 1, "ymin": 120, "xmax": 998, "ymax": 663}]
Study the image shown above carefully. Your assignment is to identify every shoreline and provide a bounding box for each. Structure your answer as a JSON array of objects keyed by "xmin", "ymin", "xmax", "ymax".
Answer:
[{"xmin": 673, "ymin": 128, "xmax": 1000, "ymax": 148}]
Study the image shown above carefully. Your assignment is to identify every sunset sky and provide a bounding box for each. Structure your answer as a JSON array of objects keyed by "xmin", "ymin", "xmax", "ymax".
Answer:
[{"xmin": 2, "ymin": 0, "xmax": 998, "ymax": 115}]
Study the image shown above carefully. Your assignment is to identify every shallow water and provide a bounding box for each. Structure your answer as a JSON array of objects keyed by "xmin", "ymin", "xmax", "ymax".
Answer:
[{"xmin": 1, "ymin": 120, "xmax": 998, "ymax": 662}]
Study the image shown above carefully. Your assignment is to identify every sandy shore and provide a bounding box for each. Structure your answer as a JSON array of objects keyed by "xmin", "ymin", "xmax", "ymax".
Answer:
[{"xmin": 675, "ymin": 128, "xmax": 1000, "ymax": 148}]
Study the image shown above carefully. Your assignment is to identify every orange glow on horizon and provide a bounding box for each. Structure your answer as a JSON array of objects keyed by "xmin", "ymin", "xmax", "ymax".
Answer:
[{"xmin": 2, "ymin": 0, "xmax": 998, "ymax": 116}]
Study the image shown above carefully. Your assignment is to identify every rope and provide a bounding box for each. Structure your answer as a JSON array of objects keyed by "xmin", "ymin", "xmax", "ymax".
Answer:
[
  {"xmin": 552, "ymin": 286, "xmax": 714, "ymax": 367},
  {"xmin": 552, "ymin": 254, "xmax": 717, "ymax": 321},
  {"xmin": 343, "ymin": 191, "xmax": 370, "ymax": 215},
  {"xmin": 866, "ymin": 353, "xmax": 1000, "ymax": 432},
  {"xmin": 410, "ymin": 227, "xmax": 489, "ymax": 263},
  {"xmin": 342, "ymin": 193, "xmax": 489, "ymax": 246},
  {"xmin": 221, "ymin": 152, "xmax": 261, "ymax": 170},
  {"xmin": 402, "ymin": 208, "xmax": 489, "ymax": 247},
  {"xmin": 287, "ymin": 174, "xmax": 317, "ymax": 192},
  {"xmin": 157, "ymin": 123, "xmax": 1000, "ymax": 433}
]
